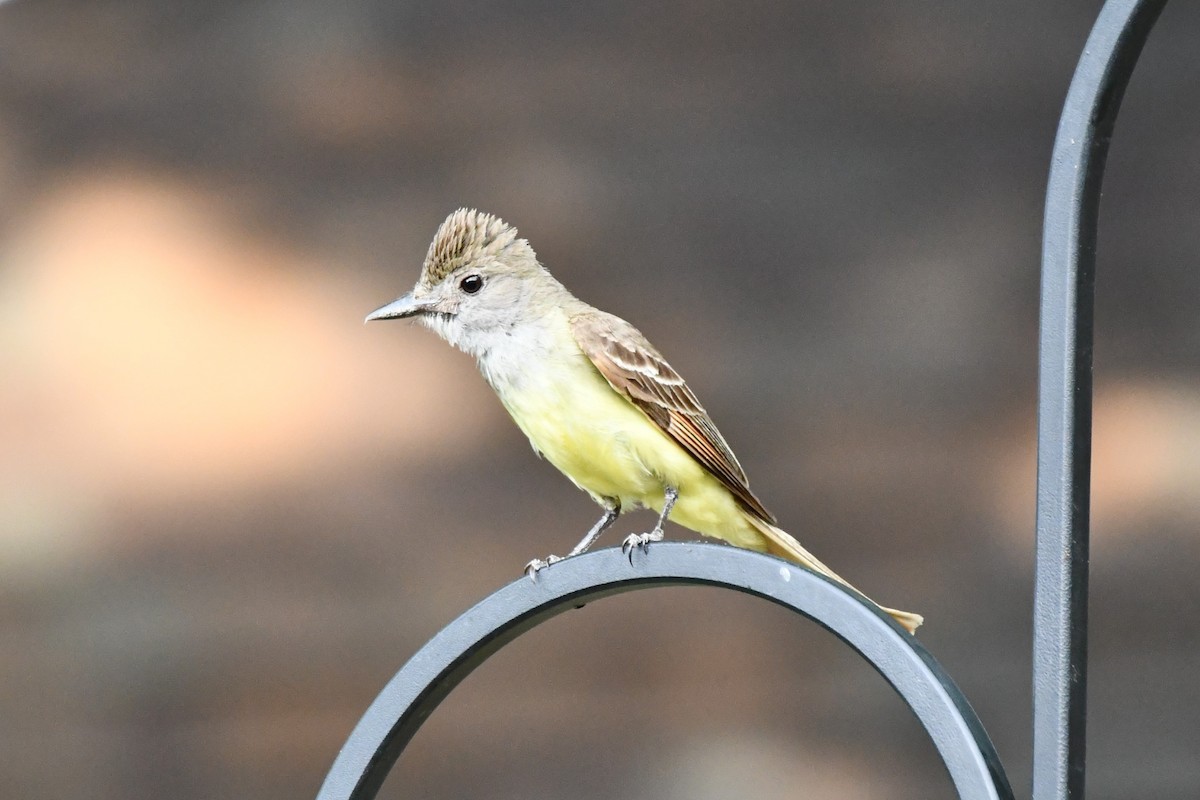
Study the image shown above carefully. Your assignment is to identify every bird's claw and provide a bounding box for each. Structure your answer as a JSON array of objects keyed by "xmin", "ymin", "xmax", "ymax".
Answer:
[
  {"xmin": 523, "ymin": 554, "xmax": 562, "ymax": 581},
  {"xmin": 621, "ymin": 530, "xmax": 664, "ymax": 564}
]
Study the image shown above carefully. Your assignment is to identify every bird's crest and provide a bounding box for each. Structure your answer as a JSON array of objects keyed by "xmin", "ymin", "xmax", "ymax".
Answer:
[{"xmin": 421, "ymin": 208, "xmax": 530, "ymax": 286}]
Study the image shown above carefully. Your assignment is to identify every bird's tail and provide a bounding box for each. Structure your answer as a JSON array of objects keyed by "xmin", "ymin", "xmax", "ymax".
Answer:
[{"xmin": 744, "ymin": 514, "xmax": 924, "ymax": 634}]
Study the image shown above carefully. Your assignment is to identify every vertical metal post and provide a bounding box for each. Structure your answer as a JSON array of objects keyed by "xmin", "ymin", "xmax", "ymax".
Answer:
[{"xmin": 1035, "ymin": 1, "xmax": 1165, "ymax": 799}]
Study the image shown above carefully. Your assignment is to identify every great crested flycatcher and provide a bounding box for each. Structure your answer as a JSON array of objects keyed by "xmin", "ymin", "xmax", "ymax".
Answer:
[{"xmin": 367, "ymin": 208, "xmax": 922, "ymax": 633}]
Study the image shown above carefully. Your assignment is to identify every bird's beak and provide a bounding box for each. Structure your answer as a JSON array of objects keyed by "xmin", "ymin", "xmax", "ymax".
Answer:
[{"xmin": 364, "ymin": 292, "xmax": 435, "ymax": 323}]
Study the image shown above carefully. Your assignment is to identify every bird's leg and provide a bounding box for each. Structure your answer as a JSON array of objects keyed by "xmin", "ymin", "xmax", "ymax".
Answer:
[
  {"xmin": 568, "ymin": 500, "xmax": 622, "ymax": 556},
  {"xmin": 524, "ymin": 499, "xmax": 621, "ymax": 581},
  {"xmin": 622, "ymin": 486, "xmax": 677, "ymax": 563}
]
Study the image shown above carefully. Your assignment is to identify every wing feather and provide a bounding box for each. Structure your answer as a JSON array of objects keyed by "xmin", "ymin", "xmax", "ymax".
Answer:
[{"xmin": 570, "ymin": 311, "xmax": 777, "ymax": 524}]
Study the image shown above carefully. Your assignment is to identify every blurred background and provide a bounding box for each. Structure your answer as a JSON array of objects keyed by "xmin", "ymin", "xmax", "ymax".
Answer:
[{"xmin": 1, "ymin": 1, "xmax": 1198, "ymax": 798}]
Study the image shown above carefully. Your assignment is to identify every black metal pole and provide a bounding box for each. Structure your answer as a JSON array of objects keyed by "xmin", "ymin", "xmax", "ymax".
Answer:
[
  {"xmin": 1034, "ymin": 2, "xmax": 1165, "ymax": 799},
  {"xmin": 317, "ymin": 543, "xmax": 1012, "ymax": 800}
]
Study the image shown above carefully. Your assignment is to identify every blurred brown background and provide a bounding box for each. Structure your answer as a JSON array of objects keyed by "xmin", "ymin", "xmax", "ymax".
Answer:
[{"xmin": 2, "ymin": 1, "xmax": 1198, "ymax": 798}]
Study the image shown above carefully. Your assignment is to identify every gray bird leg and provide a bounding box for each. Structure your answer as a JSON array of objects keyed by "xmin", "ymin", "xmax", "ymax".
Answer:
[
  {"xmin": 568, "ymin": 500, "xmax": 622, "ymax": 556},
  {"xmin": 622, "ymin": 486, "xmax": 677, "ymax": 562},
  {"xmin": 524, "ymin": 499, "xmax": 621, "ymax": 581}
]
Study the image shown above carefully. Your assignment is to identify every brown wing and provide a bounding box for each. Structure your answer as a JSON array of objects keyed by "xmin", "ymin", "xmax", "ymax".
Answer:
[{"xmin": 570, "ymin": 310, "xmax": 777, "ymax": 524}]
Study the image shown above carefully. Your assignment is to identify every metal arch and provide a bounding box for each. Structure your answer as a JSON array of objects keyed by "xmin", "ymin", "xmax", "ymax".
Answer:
[
  {"xmin": 319, "ymin": 4, "xmax": 1173, "ymax": 799},
  {"xmin": 317, "ymin": 543, "xmax": 1013, "ymax": 800},
  {"xmin": 1035, "ymin": 2, "xmax": 1165, "ymax": 799}
]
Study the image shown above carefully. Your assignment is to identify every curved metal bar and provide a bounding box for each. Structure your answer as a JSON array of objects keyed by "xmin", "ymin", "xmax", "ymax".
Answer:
[
  {"xmin": 317, "ymin": 543, "xmax": 1013, "ymax": 800},
  {"xmin": 1036, "ymin": 2, "xmax": 1165, "ymax": 798}
]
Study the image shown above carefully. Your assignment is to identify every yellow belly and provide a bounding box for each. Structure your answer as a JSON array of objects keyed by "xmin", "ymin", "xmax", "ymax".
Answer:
[{"xmin": 497, "ymin": 355, "xmax": 766, "ymax": 550}]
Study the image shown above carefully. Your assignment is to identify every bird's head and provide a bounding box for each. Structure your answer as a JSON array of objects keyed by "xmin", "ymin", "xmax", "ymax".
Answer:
[{"xmin": 366, "ymin": 208, "xmax": 550, "ymax": 354}]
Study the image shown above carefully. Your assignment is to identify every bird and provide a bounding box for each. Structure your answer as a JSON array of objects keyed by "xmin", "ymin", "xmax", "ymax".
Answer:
[{"xmin": 366, "ymin": 208, "xmax": 923, "ymax": 633}]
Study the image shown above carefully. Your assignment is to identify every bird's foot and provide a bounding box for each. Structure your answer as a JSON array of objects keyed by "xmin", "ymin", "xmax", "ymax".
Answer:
[
  {"xmin": 523, "ymin": 554, "xmax": 562, "ymax": 582},
  {"xmin": 620, "ymin": 530, "xmax": 664, "ymax": 564}
]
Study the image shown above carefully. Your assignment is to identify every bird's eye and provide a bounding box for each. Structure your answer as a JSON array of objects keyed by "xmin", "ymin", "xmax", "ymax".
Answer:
[{"xmin": 459, "ymin": 274, "xmax": 484, "ymax": 294}]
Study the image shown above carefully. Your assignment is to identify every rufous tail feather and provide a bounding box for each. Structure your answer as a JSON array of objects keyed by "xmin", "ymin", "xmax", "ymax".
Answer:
[{"xmin": 745, "ymin": 515, "xmax": 924, "ymax": 634}]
